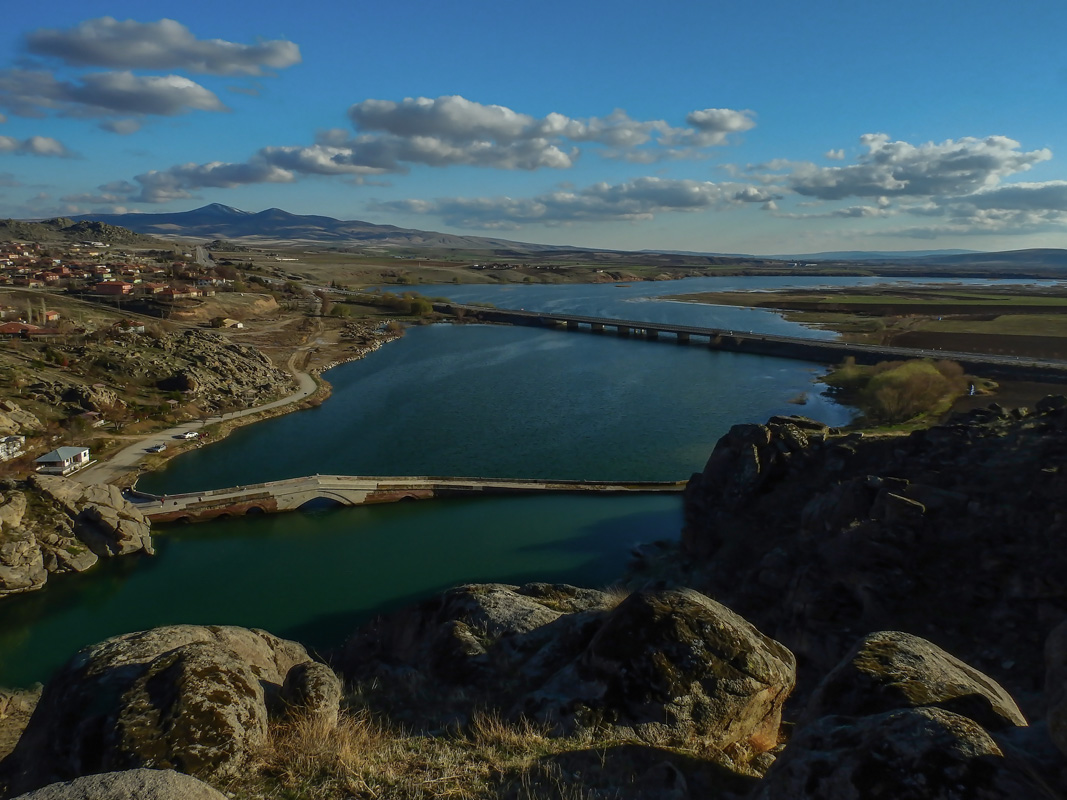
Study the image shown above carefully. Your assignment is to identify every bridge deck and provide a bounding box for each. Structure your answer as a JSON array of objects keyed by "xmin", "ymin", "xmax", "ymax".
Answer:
[
  {"xmin": 435, "ymin": 303, "xmax": 1067, "ymax": 383},
  {"xmin": 139, "ymin": 474, "xmax": 687, "ymax": 523}
]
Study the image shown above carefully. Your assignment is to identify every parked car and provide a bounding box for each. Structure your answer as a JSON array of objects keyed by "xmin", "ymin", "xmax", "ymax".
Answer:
[
  {"xmin": 146, "ymin": 444, "xmax": 167, "ymax": 453},
  {"xmin": 176, "ymin": 431, "xmax": 199, "ymax": 439}
]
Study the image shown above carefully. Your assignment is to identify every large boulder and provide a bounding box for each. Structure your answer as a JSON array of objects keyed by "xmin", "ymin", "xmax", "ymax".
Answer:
[
  {"xmin": 802, "ymin": 631, "xmax": 1028, "ymax": 732},
  {"xmin": 10, "ymin": 769, "xmax": 227, "ymax": 800},
  {"xmin": 523, "ymin": 589, "xmax": 796, "ymax": 752},
  {"xmin": 752, "ymin": 707, "xmax": 1056, "ymax": 799},
  {"xmin": 2, "ymin": 625, "xmax": 314, "ymax": 793},
  {"xmin": 280, "ymin": 661, "xmax": 343, "ymax": 727},
  {"xmin": 345, "ymin": 582, "xmax": 611, "ymax": 686}
]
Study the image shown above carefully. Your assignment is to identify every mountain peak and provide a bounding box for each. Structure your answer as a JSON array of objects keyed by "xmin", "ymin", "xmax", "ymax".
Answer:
[{"xmin": 196, "ymin": 203, "xmax": 249, "ymax": 216}]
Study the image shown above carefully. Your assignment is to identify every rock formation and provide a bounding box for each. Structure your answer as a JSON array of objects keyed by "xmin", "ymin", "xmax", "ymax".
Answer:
[
  {"xmin": 678, "ymin": 400, "xmax": 1067, "ymax": 715},
  {"xmin": 0, "ymin": 625, "xmax": 333, "ymax": 795},
  {"xmin": 345, "ymin": 583, "xmax": 795, "ymax": 758},
  {"xmin": 0, "ymin": 473, "xmax": 155, "ymax": 598}
]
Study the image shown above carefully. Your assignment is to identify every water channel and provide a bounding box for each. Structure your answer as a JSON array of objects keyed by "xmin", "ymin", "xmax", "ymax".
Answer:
[{"xmin": 3, "ymin": 274, "xmax": 1036, "ymax": 687}]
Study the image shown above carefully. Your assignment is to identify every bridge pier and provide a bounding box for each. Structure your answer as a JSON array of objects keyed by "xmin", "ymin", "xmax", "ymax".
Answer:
[
  {"xmin": 616, "ymin": 325, "xmax": 631, "ymax": 337},
  {"xmin": 591, "ymin": 322, "xmax": 605, "ymax": 333},
  {"xmin": 566, "ymin": 320, "xmax": 580, "ymax": 330},
  {"xmin": 676, "ymin": 332, "xmax": 690, "ymax": 343},
  {"xmin": 645, "ymin": 329, "xmax": 659, "ymax": 340}
]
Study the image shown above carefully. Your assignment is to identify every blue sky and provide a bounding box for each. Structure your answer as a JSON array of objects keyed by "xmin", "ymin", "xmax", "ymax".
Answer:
[{"xmin": 2, "ymin": 0, "xmax": 1066, "ymax": 255}]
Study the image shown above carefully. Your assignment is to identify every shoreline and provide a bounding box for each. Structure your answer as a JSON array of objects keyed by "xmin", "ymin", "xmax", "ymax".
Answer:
[{"xmin": 73, "ymin": 326, "xmax": 404, "ymax": 489}]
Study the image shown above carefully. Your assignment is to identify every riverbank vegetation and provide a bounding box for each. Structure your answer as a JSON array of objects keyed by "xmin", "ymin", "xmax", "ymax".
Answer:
[{"xmin": 822, "ymin": 358, "xmax": 971, "ymax": 425}]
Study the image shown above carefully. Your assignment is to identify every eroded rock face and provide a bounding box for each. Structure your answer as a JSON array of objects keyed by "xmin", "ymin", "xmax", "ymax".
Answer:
[
  {"xmin": 2, "ymin": 625, "xmax": 314, "ymax": 793},
  {"xmin": 803, "ymin": 631, "xmax": 1028, "ymax": 732},
  {"xmin": 752, "ymin": 707, "xmax": 1055, "ymax": 800},
  {"xmin": 10, "ymin": 768, "xmax": 228, "ymax": 800},
  {"xmin": 29, "ymin": 474, "xmax": 152, "ymax": 558},
  {"xmin": 675, "ymin": 402, "xmax": 1067, "ymax": 711},
  {"xmin": 345, "ymin": 583, "xmax": 795, "ymax": 754}
]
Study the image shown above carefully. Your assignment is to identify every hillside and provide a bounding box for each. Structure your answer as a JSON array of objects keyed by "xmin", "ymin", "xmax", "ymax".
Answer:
[{"xmin": 0, "ymin": 218, "xmax": 166, "ymax": 247}]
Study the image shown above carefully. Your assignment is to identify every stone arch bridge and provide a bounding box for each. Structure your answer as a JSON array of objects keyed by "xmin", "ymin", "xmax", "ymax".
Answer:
[{"xmin": 138, "ymin": 474, "xmax": 686, "ymax": 524}]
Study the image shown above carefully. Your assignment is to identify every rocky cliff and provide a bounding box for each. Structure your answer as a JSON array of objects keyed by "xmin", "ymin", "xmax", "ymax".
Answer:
[
  {"xmin": 0, "ymin": 475, "xmax": 151, "ymax": 598},
  {"xmin": 677, "ymin": 397, "xmax": 1067, "ymax": 716}
]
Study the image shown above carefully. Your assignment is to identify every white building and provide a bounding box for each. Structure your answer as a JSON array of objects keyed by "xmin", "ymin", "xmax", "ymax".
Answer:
[{"xmin": 34, "ymin": 446, "xmax": 91, "ymax": 475}]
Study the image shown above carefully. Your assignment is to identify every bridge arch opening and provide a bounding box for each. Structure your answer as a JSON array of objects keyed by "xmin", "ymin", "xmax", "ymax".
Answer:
[
  {"xmin": 245, "ymin": 506, "xmax": 266, "ymax": 515},
  {"xmin": 297, "ymin": 496, "xmax": 346, "ymax": 512}
]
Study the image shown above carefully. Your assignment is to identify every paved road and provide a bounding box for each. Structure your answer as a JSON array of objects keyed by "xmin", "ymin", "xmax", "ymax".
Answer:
[{"xmin": 73, "ymin": 366, "xmax": 318, "ymax": 486}]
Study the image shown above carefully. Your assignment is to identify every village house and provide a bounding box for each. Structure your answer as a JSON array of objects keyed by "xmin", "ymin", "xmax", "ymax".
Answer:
[
  {"xmin": 93, "ymin": 280, "xmax": 134, "ymax": 296},
  {"xmin": 34, "ymin": 446, "xmax": 90, "ymax": 475}
]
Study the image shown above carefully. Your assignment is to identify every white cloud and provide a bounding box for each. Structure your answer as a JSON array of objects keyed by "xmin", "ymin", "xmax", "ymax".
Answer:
[
  {"xmin": 26, "ymin": 17, "xmax": 301, "ymax": 76},
  {"xmin": 0, "ymin": 68, "xmax": 226, "ymax": 119},
  {"xmin": 372, "ymin": 176, "xmax": 775, "ymax": 228},
  {"xmin": 762, "ymin": 134, "xmax": 1051, "ymax": 200},
  {"xmin": 0, "ymin": 134, "xmax": 72, "ymax": 157},
  {"xmin": 344, "ymin": 96, "xmax": 754, "ymax": 170},
  {"xmin": 825, "ymin": 148, "xmax": 845, "ymax": 160},
  {"xmin": 125, "ymin": 161, "xmax": 294, "ymax": 203},
  {"xmin": 99, "ymin": 118, "xmax": 142, "ymax": 135},
  {"xmin": 672, "ymin": 108, "xmax": 756, "ymax": 146}
]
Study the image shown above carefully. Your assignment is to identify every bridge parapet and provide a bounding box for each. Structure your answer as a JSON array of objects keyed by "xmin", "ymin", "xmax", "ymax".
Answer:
[{"xmin": 141, "ymin": 475, "xmax": 687, "ymax": 524}]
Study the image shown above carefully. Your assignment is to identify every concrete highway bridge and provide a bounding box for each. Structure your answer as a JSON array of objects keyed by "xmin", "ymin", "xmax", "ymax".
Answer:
[
  {"xmin": 136, "ymin": 474, "xmax": 687, "ymax": 524},
  {"xmin": 434, "ymin": 303, "xmax": 1067, "ymax": 383}
]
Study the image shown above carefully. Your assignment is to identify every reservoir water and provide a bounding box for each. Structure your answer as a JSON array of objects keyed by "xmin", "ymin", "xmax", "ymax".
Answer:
[{"xmin": 10, "ymin": 274, "xmax": 993, "ymax": 687}]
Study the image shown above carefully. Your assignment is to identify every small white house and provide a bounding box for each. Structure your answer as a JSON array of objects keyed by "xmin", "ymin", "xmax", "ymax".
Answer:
[{"xmin": 34, "ymin": 446, "xmax": 90, "ymax": 475}]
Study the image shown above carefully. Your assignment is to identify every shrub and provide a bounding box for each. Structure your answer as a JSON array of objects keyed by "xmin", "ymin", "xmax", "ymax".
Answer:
[{"xmin": 823, "ymin": 358, "xmax": 968, "ymax": 424}]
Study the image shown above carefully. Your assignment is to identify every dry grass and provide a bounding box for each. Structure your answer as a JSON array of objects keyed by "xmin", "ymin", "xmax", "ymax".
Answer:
[
  {"xmin": 230, "ymin": 706, "xmax": 756, "ymax": 800},
  {"xmin": 237, "ymin": 710, "xmax": 571, "ymax": 800}
]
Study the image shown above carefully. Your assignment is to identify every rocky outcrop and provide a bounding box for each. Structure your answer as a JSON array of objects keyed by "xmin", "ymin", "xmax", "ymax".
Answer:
[
  {"xmin": 1, "ymin": 625, "xmax": 319, "ymax": 794},
  {"xmin": 23, "ymin": 329, "xmax": 294, "ymax": 416},
  {"xmin": 28, "ymin": 475, "xmax": 151, "ymax": 559},
  {"xmin": 10, "ymin": 769, "xmax": 227, "ymax": 800},
  {"xmin": 753, "ymin": 707, "xmax": 1055, "ymax": 799},
  {"xmin": 0, "ymin": 525, "xmax": 46, "ymax": 595},
  {"xmin": 345, "ymin": 583, "xmax": 795, "ymax": 755},
  {"xmin": 0, "ymin": 402, "xmax": 43, "ymax": 436},
  {"xmin": 0, "ymin": 475, "xmax": 145, "ymax": 597},
  {"xmin": 802, "ymin": 631, "xmax": 1028, "ymax": 732},
  {"xmin": 675, "ymin": 400, "xmax": 1067, "ymax": 712}
]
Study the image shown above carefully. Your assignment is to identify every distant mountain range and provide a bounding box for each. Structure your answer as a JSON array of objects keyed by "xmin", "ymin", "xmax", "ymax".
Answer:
[
  {"xmin": 69, "ymin": 204, "xmax": 574, "ymax": 254},
  {"xmin": 42, "ymin": 204, "xmax": 1067, "ymax": 270}
]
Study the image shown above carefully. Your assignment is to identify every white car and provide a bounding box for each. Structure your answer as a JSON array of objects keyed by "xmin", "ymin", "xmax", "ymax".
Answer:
[
  {"xmin": 147, "ymin": 444, "xmax": 167, "ymax": 453},
  {"xmin": 176, "ymin": 431, "xmax": 199, "ymax": 440}
]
